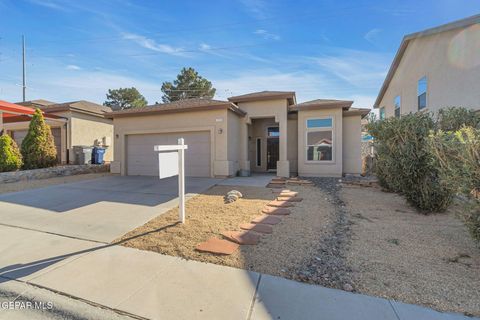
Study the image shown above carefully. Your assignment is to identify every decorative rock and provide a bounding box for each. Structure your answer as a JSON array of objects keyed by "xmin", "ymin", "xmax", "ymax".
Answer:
[
  {"xmin": 227, "ymin": 190, "xmax": 243, "ymax": 198},
  {"xmin": 267, "ymin": 200, "xmax": 294, "ymax": 208},
  {"xmin": 278, "ymin": 192, "xmax": 299, "ymax": 197},
  {"xmin": 262, "ymin": 207, "xmax": 291, "ymax": 215},
  {"xmin": 343, "ymin": 283, "xmax": 354, "ymax": 292},
  {"xmin": 269, "ymin": 180, "xmax": 285, "ymax": 184},
  {"xmin": 196, "ymin": 238, "xmax": 239, "ymax": 255},
  {"xmin": 240, "ymin": 223, "xmax": 273, "ymax": 234},
  {"xmin": 276, "ymin": 196, "xmax": 303, "ymax": 202},
  {"xmin": 221, "ymin": 231, "xmax": 261, "ymax": 245},
  {"xmin": 251, "ymin": 215, "xmax": 282, "ymax": 225}
]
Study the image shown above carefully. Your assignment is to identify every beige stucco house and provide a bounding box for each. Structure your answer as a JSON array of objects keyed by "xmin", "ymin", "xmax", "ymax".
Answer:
[
  {"xmin": 107, "ymin": 91, "xmax": 369, "ymax": 178},
  {"xmin": 3, "ymin": 99, "xmax": 114, "ymax": 164},
  {"xmin": 374, "ymin": 14, "xmax": 480, "ymax": 118}
]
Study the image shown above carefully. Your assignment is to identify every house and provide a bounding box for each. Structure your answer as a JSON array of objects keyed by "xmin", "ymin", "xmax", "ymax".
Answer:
[
  {"xmin": 374, "ymin": 14, "xmax": 480, "ymax": 118},
  {"xmin": 3, "ymin": 100, "xmax": 114, "ymax": 163},
  {"xmin": 107, "ymin": 91, "xmax": 369, "ymax": 178}
]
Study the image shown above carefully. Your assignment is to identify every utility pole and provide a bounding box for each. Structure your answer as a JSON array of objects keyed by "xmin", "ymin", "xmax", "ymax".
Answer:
[{"xmin": 22, "ymin": 35, "xmax": 26, "ymax": 102}]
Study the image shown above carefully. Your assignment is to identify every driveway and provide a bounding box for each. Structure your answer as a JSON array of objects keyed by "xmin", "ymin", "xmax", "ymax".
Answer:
[{"xmin": 0, "ymin": 176, "xmax": 220, "ymax": 243}]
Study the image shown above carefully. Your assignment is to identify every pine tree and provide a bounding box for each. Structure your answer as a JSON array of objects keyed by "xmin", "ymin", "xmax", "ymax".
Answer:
[
  {"xmin": 0, "ymin": 133, "xmax": 23, "ymax": 172},
  {"xmin": 21, "ymin": 109, "xmax": 57, "ymax": 169}
]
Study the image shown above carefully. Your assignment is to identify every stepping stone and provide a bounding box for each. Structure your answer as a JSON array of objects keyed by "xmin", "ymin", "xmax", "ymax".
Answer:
[
  {"xmin": 196, "ymin": 238, "xmax": 239, "ymax": 255},
  {"xmin": 251, "ymin": 215, "xmax": 282, "ymax": 225},
  {"xmin": 262, "ymin": 207, "xmax": 291, "ymax": 215},
  {"xmin": 278, "ymin": 192, "xmax": 299, "ymax": 197},
  {"xmin": 240, "ymin": 223, "xmax": 273, "ymax": 234},
  {"xmin": 222, "ymin": 231, "xmax": 261, "ymax": 245},
  {"xmin": 272, "ymin": 189, "xmax": 292, "ymax": 194},
  {"xmin": 277, "ymin": 196, "xmax": 303, "ymax": 202},
  {"xmin": 267, "ymin": 200, "xmax": 294, "ymax": 208},
  {"xmin": 269, "ymin": 180, "xmax": 285, "ymax": 184}
]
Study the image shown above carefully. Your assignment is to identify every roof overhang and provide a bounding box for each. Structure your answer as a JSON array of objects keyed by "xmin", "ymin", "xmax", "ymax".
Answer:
[
  {"xmin": 228, "ymin": 92, "xmax": 296, "ymax": 104},
  {"xmin": 106, "ymin": 102, "xmax": 246, "ymax": 119},
  {"xmin": 373, "ymin": 14, "xmax": 480, "ymax": 108},
  {"xmin": 343, "ymin": 108, "xmax": 371, "ymax": 118},
  {"xmin": 290, "ymin": 100, "xmax": 353, "ymax": 111},
  {"xmin": 0, "ymin": 100, "xmax": 66, "ymax": 122}
]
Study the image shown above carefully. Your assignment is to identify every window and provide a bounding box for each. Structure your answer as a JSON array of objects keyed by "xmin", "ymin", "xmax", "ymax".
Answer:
[
  {"xmin": 394, "ymin": 95, "xmax": 401, "ymax": 118},
  {"xmin": 418, "ymin": 76, "xmax": 427, "ymax": 110},
  {"xmin": 256, "ymin": 138, "xmax": 261, "ymax": 166},
  {"xmin": 267, "ymin": 127, "xmax": 279, "ymax": 137},
  {"xmin": 379, "ymin": 107, "xmax": 385, "ymax": 120},
  {"xmin": 306, "ymin": 117, "xmax": 333, "ymax": 162}
]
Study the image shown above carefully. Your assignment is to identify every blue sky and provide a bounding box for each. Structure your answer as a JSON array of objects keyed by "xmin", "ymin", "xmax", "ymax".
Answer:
[{"xmin": 0, "ymin": 0, "xmax": 479, "ymax": 108}]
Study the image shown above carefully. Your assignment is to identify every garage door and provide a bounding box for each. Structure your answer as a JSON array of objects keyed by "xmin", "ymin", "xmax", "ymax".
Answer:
[{"xmin": 126, "ymin": 131, "xmax": 211, "ymax": 177}]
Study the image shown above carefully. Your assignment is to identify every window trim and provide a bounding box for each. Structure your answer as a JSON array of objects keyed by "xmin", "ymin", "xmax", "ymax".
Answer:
[
  {"xmin": 255, "ymin": 138, "xmax": 262, "ymax": 167},
  {"xmin": 305, "ymin": 116, "xmax": 335, "ymax": 164},
  {"xmin": 417, "ymin": 76, "xmax": 428, "ymax": 111}
]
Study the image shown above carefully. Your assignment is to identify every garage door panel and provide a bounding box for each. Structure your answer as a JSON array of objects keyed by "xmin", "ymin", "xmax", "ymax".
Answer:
[{"xmin": 127, "ymin": 131, "xmax": 211, "ymax": 177}]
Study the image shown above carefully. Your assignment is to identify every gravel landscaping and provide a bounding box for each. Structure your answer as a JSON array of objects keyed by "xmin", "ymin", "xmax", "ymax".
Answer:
[
  {"xmin": 117, "ymin": 183, "xmax": 338, "ymax": 283},
  {"xmin": 342, "ymin": 184, "xmax": 480, "ymax": 317}
]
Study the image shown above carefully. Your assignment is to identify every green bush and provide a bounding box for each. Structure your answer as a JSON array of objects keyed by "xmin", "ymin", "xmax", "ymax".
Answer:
[
  {"xmin": 436, "ymin": 107, "xmax": 480, "ymax": 131},
  {"xmin": 367, "ymin": 112, "xmax": 453, "ymax": 212},
  {"xmin": 21, "ymin": 109, "xmax": 57, "ymax": 169},
  {"xmin": 0, "ymin": 133, "xmax": 23, "ymax": 172},
  {"xmin": 429, "ymin": 126, "xmax": 480, "ymax": 240}
]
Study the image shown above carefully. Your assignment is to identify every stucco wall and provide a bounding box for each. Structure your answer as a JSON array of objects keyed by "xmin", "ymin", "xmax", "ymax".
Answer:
[
  {"xmin": 297, "ymin": 108, "xmax": 343, "ymax": 177},
  {"xmin": 112, "ymin": 109, "xmax": 238, "ymax": 177},
  {"xmin": 70, "ymin": 112, "xmax": 114, "ymax": 162},
  {"xmin": 379, "ymin": 25, "xmax": 480, "ymax": 117},
  {"xmin": 342, "ymin": 115, "xmax": 362, "ymax": 174},
  {"xmin": 287, "ymin": 115, "xmax": 298, "ymax": 174},
  {"xmin": 237, "ymin": 98, "xmax": 290, "ymax": 177},
  {"xmin": 227, "ymin": 110, "xmax": 241, "ymax": 175}
]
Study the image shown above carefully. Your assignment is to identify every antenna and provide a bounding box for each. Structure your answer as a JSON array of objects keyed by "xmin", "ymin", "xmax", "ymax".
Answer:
[{"xmin": 22, "ymin": 35, "xmax": 26, "ymax": 102}]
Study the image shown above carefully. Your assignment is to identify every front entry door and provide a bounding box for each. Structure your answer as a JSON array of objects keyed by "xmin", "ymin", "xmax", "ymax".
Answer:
[{"xmin": 267, "ymin": 138, "xmax": 279, "ymax": 170}]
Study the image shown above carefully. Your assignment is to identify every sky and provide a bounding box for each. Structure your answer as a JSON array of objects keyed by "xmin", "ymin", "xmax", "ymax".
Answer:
[{"xmin": 0, "ymin": 0, "xmax": 479, "ymax": 108}]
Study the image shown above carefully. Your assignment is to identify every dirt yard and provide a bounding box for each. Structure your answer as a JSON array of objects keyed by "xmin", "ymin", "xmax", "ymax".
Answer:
[
  {"xmin": 0, "ymin": 173, "xmax": 111, "ymax": 194},
  {"xmin": 118, "ymin": 183, "xmax": 335, "ymax": 280},
  {"xmin": 342, "ymin": 185, "xmax": 480, "ymax": 317}
]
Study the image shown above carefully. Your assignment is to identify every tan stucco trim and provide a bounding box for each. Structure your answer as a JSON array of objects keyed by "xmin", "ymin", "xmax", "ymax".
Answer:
[
  {"xmin": 120, "ymin": 126, "xmax": 216, "ymax": 177},
  {"xmin": 107, "ymin": 104, "xmax": 246, "ymax": 118}
]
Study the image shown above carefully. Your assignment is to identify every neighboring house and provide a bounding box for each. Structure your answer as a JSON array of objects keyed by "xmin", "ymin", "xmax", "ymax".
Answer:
[
  {"xmin": 3, "ymin": 100, "xmax": 114, "ymax": 164},
  {"xmin": 107, "ymin": 91, "xmax": 369, "ymax": 178},
  {"xmin": 374, "ymin": 14, "xmax": 480, "ymax": 118}
]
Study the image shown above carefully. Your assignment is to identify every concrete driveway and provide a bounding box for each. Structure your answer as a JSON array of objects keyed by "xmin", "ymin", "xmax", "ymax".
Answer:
[{"xmin": 0, "ymin": 176, "xmax": 220, "ymax": 243}]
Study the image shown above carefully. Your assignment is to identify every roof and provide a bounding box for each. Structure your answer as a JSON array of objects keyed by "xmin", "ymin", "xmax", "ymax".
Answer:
[
  {"xmin": 0, "ymin": 100, "xmax": 65, "ymax": 121},
  {"xmin": 290, "ymin": 99, "xmax": 353, "ymax": 111},
  {"xmin": 106, "ymin": 98, "xmax": 246, "ymax": 118},
  {"xmin": 374, "ymin": 14, "xmax": 480, "ymax": 108},
  {"xmin": 39, "ymin": 100, "xmax": 112, "ymax": 116},
  {"xmin": 228, "ymin": 91, "xmax": 296, "ymax": 104},
  {"xmin": 343, "ymin": 107, "xmax": 371, "ymax": 118},
  {"xmin": 17, "ymin": 99, "xmax": 56, "ymax": 108}
]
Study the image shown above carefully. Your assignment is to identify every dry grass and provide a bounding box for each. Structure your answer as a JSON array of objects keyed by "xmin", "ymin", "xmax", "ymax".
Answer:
[
  {"xmin": 118, "ymin": 184, "xmax": 332, "ymax": 279},
  {"xmin": 0, "ymin": 173, "xmax": 111, "ymax": 195},
  {"xmin": 342, "ymin": 185, "xmax": 480, "ymax": 317}
]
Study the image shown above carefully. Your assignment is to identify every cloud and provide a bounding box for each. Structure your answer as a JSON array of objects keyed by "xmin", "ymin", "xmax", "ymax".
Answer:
[
  {"xmin": 28, "ymin": 0, "xmax": 67, "ymax": 11},
  {"xmin": 199, "ymin": 43, "xmax": 211, "ymax": 51},
  {"xmin": 66, "ymin": 64, "xmax": 81, "ymax": 70},
  {"xmin": 254, "ymin": 29, "xmax": 280, "ymax": 41},
  {"xmin": 364, "ymin": 28, "xmax": 381, "ymax": 44},
  {"xmin": 122, "ymin": 32, "xmax": 186, "ymax": 56},
  {"xmin": 239, "ymin": 0, "xmax": 268, "ymax": 19},
  {"xmin": 312, "ymin": 49, "xmax": 389, "ymax": 89}
]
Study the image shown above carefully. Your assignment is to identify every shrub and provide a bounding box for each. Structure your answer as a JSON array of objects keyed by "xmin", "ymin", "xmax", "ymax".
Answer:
[
  {"xmin": 0, "ymin": 133, "xmax": 23, "ymax": 172},
  {"xmin": 21, "ymin": 109, "xmax": 57, "ymax": 169},
  {"xmin": 367, "ymin": 112, "xmax": 453, "ymax": 212},
  {"xmin": 436, "ymin": 107, "xmax": 480, "ymax": 131}
]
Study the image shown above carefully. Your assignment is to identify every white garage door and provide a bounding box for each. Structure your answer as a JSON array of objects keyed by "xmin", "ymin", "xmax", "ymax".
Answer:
[{"xmin": 126, "ymin": 131, "xmax": 211, "ymax": 177}]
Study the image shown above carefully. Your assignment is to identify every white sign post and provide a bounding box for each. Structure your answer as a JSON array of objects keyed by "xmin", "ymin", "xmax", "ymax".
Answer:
[{"xmin": 154, "ymin": 138, "xmax": 188, "ymax": 223}]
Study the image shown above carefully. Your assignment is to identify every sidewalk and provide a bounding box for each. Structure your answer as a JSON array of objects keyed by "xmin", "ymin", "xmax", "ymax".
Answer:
[{"xmin": 0, "ymin": 225, "xmax": 476, "ymax": 320}]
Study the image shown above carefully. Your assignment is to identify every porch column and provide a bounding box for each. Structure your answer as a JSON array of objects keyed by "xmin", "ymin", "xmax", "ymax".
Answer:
[
  {"xmin": 239, "ymin": 118, "xmax": 251, "ymax": 175},
  {"xmin": 0, "ymin": 112, "xmax": 3, "ymax": 132},
  {"xmin": 277, "ymin": 115, "xmax": 290, "ymax": 177},
  {"xmin": 60, "ymin": 124, "xmax": 67, "ymax": 164}
]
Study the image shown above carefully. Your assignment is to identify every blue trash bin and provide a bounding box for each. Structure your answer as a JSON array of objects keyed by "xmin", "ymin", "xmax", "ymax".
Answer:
[{"xmin": 92, "ymin": 147, "xmax": 106, "ymax": 164}]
